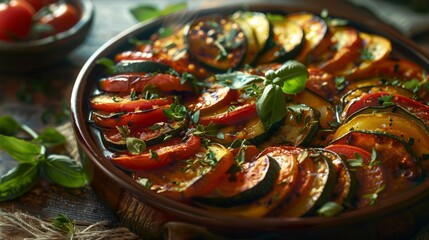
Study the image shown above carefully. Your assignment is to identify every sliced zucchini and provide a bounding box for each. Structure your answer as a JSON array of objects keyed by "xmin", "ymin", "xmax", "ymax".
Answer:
[
  {"xmin": 260, "ymin": 104, "xmax": 320, "ymax": 148},
  {"xmin": 336, "ymin": 108, "xmax": 429, "ymax": 161},
  {"xmin": 193, "ymin": 152, "xmax": 280, "ymax": 208},
  {"xmin": 232, "ymin": 11, "xmax": 270, "ymax": 65},
  {"xmin": 286, "ymin": 12, "xmax": 330, "ymax": 64},
  {"xmin": 186, "ymin": 15, "xmax": 247, "ymax": 71},
  {"xmin": 275, "ymin": 148, "xmax": 337, "ymax": 217},
  {"xmin": 102, "ymin": 121, "xmax": 185, "ymax": 150},
  {"xmin": 256, "ymin": 17, "xmax": 304, "ymax": 64},
  {"xmin": 213, "ymin": 116, "xmax": 283, "ymax": 146},
  {"xmin": 114, "ymin": 61, "xmax": 173, "ymax": 74}
]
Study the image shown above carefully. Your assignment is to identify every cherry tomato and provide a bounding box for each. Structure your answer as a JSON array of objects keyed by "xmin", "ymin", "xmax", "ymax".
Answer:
[
  {"xmin": 24, "ymin": 0, "xmax": 57, "ymax": 12},
  {"xmin": 39, "ymin": 2, "xmax": 79, "ymax": 34},
  {"xmin": 0, "ymin": 0, "xmax": 35, "ymax": 41}
]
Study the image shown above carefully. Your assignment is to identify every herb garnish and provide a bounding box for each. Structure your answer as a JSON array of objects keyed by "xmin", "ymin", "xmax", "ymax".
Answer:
[
  {"xmin": 0, "ymin": 115, "xmax": 87, "ymax": 201},
  {"xmin": 215, "ymin": 60, "xmax": 308, "ymax": 129}
]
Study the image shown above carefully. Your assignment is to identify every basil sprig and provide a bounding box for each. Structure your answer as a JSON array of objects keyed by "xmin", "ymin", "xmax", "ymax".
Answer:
[
  {"xmin": 215, "ymin": 60, "xmax": 309, "ymax": 129},
  {"xmin": 0, "ymin": 115, "xmax": 87, "ymax": 201}
]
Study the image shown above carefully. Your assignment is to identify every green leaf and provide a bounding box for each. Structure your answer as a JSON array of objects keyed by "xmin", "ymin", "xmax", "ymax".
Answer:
[
  {"xmin": 0, "ymin": 135, "xmax": 42, "ymax": 163},
  {"xmin": 256, "ymin": 84, "xmax": 287, "ymax": 130},
  {"xmin": 317, "ymin": 201, "xmax": 343, "ymax": 217},
  {"xmin": 273, "ymin": 60, "xmax": 308, "ymax": 94},
  {"xmin": 0, "ymin": 163, "xmax": 40, "ymax": 201},
  {"xmin": 130, "ymin": 5, "xmax": 161, "ymax": 22},
  {"xmin": 0, "ymin": 115, "xmax": 21, "ymax": 136},
  {"xmin": 96, "ymin": 57, "xmax": 116, "ymax": 75},
  {"xmin": 126, "ymin": 137, "xmax": 146, "ymax": 155},
  {"xmin": 35, "ymin": 128, "xmax": 65, "ymax": 147},
  {"xmin": 44, "ymin": 155, "xmax": 87, "ymax": 188},
  {"xmin": 160, "ymin": 2, "xmax": 187, "ymax": 15},
  {"xmin": 215, "ymin": 72, "xmax": 264, "ymax": 89}
]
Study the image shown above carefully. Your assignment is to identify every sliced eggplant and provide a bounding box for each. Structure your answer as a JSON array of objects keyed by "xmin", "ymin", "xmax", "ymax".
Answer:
[
  {"xmin": 102, "ymin": 121, "xmax": 185, "ymax": 150},
  {"xmin": 260, "ymin": 104, "xmax": 320, "ymax": 148},
  {"xmin": 286, "ymin": 12, "xmax": 330, "ymax": 64},
  {"xmin": 193, "ymin": 151, "xmax": 280, "ymax": 208},
  {"xmin": 256, "ymin": 17, "xmax": 304, "ymax": 64},
  {"xmin": 113, "ymin": 60, "xmax": 173, "ymax": 74},
  {"xmin": 186, "ymin": 15, "xmax": 247, "ymax": 71}
]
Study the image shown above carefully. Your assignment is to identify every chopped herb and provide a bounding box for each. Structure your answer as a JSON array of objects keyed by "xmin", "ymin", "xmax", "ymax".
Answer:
[
  {"xmin": 163, "ymin": 103, "xmax": 188, "ymax": 121},
  {"xmin": 363, "ymin": 184, "xmax": 385, "ymax": 206},
  {"xmin": 142, "ymin": 84, "xmax": 162, "ymax": 100},
  {"xmin": 116, "ymin": 125, "xmax": 130, "ymax": 139},
  {"xmin": 378, "ymin": 94, "xmax": 394, "ymax": 106},
  {"xmin": 112, "ymin": 95, "xmax": 120, "ymax": 102},
  {"xmin": 348, "ymin": 153, "xmax": 364, "ymax": 168},
  {"xmin": 137, "ymin": 178, "xmax": 153, "ymax": 189},
  {"xmin": 51, "ymin": 214, "xmax": 75, "ymax": 235},
  {"xmin": 360, "ymin": 48, "xmax": 374, "ymax": 61},
  {"xmin": 369, "ymin": 148, "xmax": 381, "ymax": 167},
  {"xmin": 228, "ymin": 105, "xmax": 236, "ymax": 112},
  {"xmin": 130, "ymin": 89, "xmax": 139, "ymax": 100},
  {"xmin": 335, "ymin": 76, "xmax": 346, "ymax": 91},
  {"xmin": 149, "ymin": 149, "xmax": 159, "ymax": 160}
]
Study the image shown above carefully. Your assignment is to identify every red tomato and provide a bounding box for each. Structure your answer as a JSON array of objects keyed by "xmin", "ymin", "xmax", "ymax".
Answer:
[
  {"xmin": 24, "ymin": 0, "xmax": 57, "ymax": 11},
  {"xmin": 39, "ymin": 2, "xmax": 79, "ymax": 34},
  {"xmin": 0, "ymin": 0, "xmax": 35, "ymax": 41}
]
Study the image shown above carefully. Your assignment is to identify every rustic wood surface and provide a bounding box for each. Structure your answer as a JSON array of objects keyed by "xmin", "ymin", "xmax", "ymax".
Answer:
[{"xmin": 0, "ymin": 0, "xmax": 428, "ymax": 237}]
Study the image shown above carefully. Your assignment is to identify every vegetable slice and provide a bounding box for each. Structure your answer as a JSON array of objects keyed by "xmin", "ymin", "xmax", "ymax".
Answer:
[
  {"xmin": 112, "ymin": 135, "xmax": 201, "ymax": 170},
  {"xmin": 186, "ymin": 15, "xmax": 247, "ymax": 71},
  {"xmin": 90, "ymin": 94, "xmax": 174, "ymax": 113},
  {"xmin": 256, "ymin": 17, "xmax": 304, "ymax": 64},
  {"xmin": 133, "ymin": 143, "xmax": 234, "ymax": 200}
]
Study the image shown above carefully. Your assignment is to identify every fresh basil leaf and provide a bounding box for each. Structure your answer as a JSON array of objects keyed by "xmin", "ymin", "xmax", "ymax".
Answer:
[
  {"xmin": 130, "ymin": 5, "xmax": 161, "ymax": 22},
  {"xmin": 215, "ymin": 72, "xmax": 264, "ymax": 89},
  {"xmin": 0, "ymin": 135, "xmax": 41, "ymax": 163},
  {"xmin": 44, "ymin": 155, "xmax": 87, "ymax": 188},
  {"xmin": 160, "ymin": 2, "xmax": 187, "ymax": 15},
  {"xmin": 0, "ymin": 115, "xmax": 21, "ymax": 136},
  {"xmin": 273, "ymin": 60, "xmax": 308, "ymax": 94},
  {"xmin": 35, "ymin": 128, "xmax": 65, "ymax": 147},
  {"xmin": 256, "ymin": 84, "xmax": 287, "ymax": 130},
  {"xmin": 0, "ymin": 163, "xmax": 40, "ymax": 201},
  {"xmin": 96, "ymin": 57, "xmax": 116, "ymax": 75}
]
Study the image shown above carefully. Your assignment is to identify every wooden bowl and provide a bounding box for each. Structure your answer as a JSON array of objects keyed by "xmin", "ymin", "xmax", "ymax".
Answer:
[
  {"xmin": 71, "ymin": 4, "xmax": 429, "ymax": 239},
  {"xmin": 0, "ymin": 0, "xmax": 94, "ymax": 72}
]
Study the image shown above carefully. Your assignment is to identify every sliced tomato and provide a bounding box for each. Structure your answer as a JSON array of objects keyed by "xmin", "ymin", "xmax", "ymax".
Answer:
[
  {"xmin": 332, "ymin": 131, "xmax": 422, "ymax": 181},
  {"xmin": 346, "ymin": 57, "xmax": 426, "ymax": 81},
  {"xmin": 286, "ymin": 12, "xmax": 330, "ymax": 64},
  {"xmin": 325, "ymin": 144, "xmax": 386, "ymax": 208},
  {"xmin": 187, "ymin": 85, "xmax": 239, "ymax": 115},
  {"xmin": 91, "ymin": 106, "xmax": 169, "ymax": 128},
  {"xmin": 339, "ymin": 32, "xmax": 392, "ymax": 76},
  {"xmin": 198, "ymin": 100, "xmax": 257, "ymax": 126},
  {"xmin": 90, "ymin": 94, "xmax": 174, "ymax": 112},
  {"xmin": 342, "ymin": 92, "xmax": 429, "ymax": 126},
  {"xmin": 305, "ymin": 67, "xmax": 337, "ymax": 102},
  {"xmin": 132, "ymin": 143, "xmax": 234, "ymax": 200},
  {"xmin": 311, "ymin": 26, "xmax": 363, "ymax": 73},
  {"xmin": 99, "ymin": 73, "xmax": 194, "ymax": 94},
  {"xmin": 331, "ymin": 131, "xmax": 422, "ymax": 199},
  {"xmin": 186, "ymin": 15, "xmax": 247, "ymax": 71},
  {"xmin": 113, "ymin": 135, "xmax": 201, "ymax": 171}
]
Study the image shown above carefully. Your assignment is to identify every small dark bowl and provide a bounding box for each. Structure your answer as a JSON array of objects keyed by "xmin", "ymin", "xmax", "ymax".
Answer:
[
  {"xmin": 0, "ymin": 0, "xmax": 94, "ymax": 72},
  {"xmin": 71, "ymin": 3, "xmax": 429, "ymax": 240}
]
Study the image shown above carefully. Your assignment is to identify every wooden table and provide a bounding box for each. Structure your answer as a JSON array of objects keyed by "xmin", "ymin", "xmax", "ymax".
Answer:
[{"xmin": 1, "ymin": 0, "xmax": 428, "ymax": 237}]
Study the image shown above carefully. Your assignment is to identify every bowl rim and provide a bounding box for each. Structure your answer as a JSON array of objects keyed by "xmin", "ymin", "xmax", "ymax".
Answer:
[
  {"xmin": 0, "ymin": 0, "xmax": 94, "ymax": 50},
  {"xmin": 71, "ymin": 2, "xmax": 429, "ymax": 232}
]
